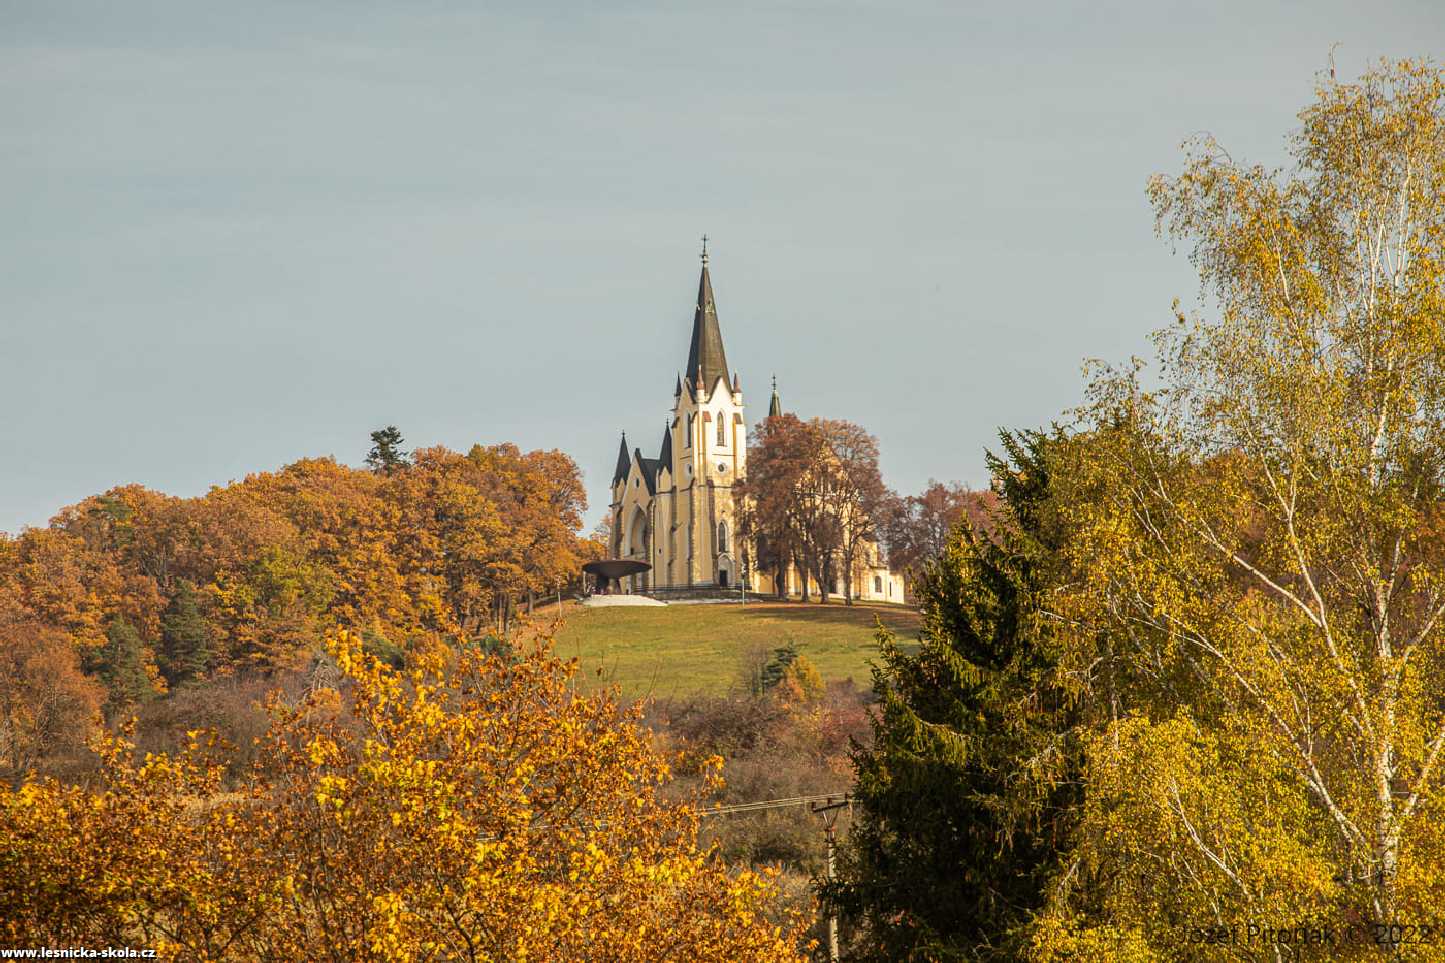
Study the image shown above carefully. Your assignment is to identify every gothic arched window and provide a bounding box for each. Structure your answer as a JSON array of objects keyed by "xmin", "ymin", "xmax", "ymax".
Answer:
[
  {"xmin": 629, "ymin": 508, "xmax": 649, "ymax": 559},
  {"xmin": 717, "ymin": 521, "xmax": 729, "ymax": 554},
  {"xmin": 717, "ymin": 413, "xmax": 726, "ymax": 447},
  {"xmin": 685, "ymin": 413, "xmax": 693, "ymax": 447}
]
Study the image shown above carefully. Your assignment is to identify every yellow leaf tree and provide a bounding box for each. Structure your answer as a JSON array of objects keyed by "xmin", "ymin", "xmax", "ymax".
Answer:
[
  {"xmin": 0, "ymin": 632, "xmax": 806, "ymax": 961},
  {"xmin": 1032, "ymin": 59, "xmax": 1445, "ymax": 958}
]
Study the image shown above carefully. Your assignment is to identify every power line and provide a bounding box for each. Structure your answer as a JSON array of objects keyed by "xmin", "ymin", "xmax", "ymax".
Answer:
[
  {"xmin": 702, "ymin": 792, "xmax": 853, "ymax": 963},
  {"xmin": 478, "ymin": 792, "xmax": 851, "ymax": 841},
  {"xmin": 475, "ymin": 792, "xmax": 853, "ymax": 844},
  {"xmin": 698, "ymin": 792, "xmax": 849, "ymax": 818}
]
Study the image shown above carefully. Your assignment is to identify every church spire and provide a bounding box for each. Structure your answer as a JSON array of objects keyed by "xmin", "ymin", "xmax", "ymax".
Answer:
[
  {"xmin": 658, "ymin": 420, "xmax": 673, "ymax": 470},
  {"xmin": 768, "ymin": 374, "xmax": 782, "ymax": 418},
  {"xmin": 612, "ymin": 432, "xmax": 631, "ymax": 483},
  {"xmin": 685, "ymin": 238, "xmax": 730, "ymax": 395}
]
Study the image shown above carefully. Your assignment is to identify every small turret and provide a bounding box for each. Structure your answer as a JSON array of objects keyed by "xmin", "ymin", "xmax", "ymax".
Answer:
[
  {"xmin": 612, "ymin": 432, "xmax": 630, "ymax": 484},
  {"xmin": 658, "ymin": 422, "xmax": 673, "ymax": 473}
]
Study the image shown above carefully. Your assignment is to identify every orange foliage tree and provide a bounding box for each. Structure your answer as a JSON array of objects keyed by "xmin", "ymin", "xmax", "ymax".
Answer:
[
  {"xmin": 0, "ymin": 442, "xmax": 595, "ymax": 687},
  {"xmin": 0, "ymin": 596, "xmax": 103, "ymax": 784}
]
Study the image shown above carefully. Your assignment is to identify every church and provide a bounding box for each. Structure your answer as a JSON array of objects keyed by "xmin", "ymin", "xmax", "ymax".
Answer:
[{"xmin": 606, "ymin": 246, "xmax": 904, "ymax": 603}]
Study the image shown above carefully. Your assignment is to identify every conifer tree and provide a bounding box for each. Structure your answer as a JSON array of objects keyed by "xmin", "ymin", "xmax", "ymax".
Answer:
[
  {"xmin": 365, "ymin": 426, "xmax": 410, "ymax": 473},
  {"xmin": 158, "ymin": 581, "xmax": 212, "ymax": 688},
  {"xmin": 95, "ymin": 619, "xmax": 156, "ymax": 717},
  {"xmin": 759, "ymin": 642, "xmax": 801, "ymax": 692},
  {"xmin": 829, "ymin": 431, "xmax": 1080, "ymax": 960}
]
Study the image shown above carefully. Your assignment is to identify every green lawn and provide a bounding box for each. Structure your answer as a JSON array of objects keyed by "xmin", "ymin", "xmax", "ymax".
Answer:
[{"xmin": 548, "ymin": 599, "xmax": 921, "ymax": 699}]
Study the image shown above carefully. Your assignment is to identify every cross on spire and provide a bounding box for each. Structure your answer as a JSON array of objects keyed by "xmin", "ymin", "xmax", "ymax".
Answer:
[{"xmin": 685, "ymin": 242, "xmax": 729, "ymax": 394}]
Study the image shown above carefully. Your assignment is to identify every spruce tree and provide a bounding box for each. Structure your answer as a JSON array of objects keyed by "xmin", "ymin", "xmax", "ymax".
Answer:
[
  {"xmin": 759, "ymin": 642, "xmax": 800, "ymax": 692},
  {"xmin": 158, "ymin": 581, "xmax": 212, "ymax": 688},
  {"xmin": 828, "ymin": 431, "xmax": 1081, "ymax": 960},
  {"xmin": 366, "ymin": 426, "xmax": 410, "ymax": 474},
  {"xmin": 96, "ymin": 618, "xmax": 156, "ymax": 717}
]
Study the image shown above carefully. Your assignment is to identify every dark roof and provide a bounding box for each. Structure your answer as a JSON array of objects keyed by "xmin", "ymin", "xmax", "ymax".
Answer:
[
  {"xmin": 637, "ymin": 452, "xmax": 660, "ymax": 495},
  {"xmin": 658, "ymin": 423, "xmax": 673, "ymax": 471},
  {"xmin": 685, "ymin": 262, "xmax": 730, "ymax": 394},
  {"xmin": 612, "ymin": 433, "xmax": 630, "ymax": 483},
  {"xmin": 768, "ymin": 385, "xmax": 782, "ymax": 419}
]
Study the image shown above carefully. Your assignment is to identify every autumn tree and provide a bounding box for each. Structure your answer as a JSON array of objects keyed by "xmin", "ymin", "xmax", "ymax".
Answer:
[
  {"xmin": 0, "ymin": 601, "xmax": 103, "ymax": 784},
  {"xmin": 1028, "ymin": 59, "xmax": 1445, "ymax": 958},
  {"xmin": 817, "ymin": 419, "xmax": 888, "ymax": 605},
  {"xmin": 741, "ymin": 414, "xmax": 890, "ymax": 603},
  {"xmin": 0, "ymin": 631, "xmax": 808, "ymax": 961},
  {"xmin": 389, "ymin": 446, "xmax": 509, "ymax": 638},
  {"xmin": 791, "ymin": 446, "xmax": 845, "ymax": 603},
  {"xmin": 210, "ymin": 544, "xmax": 336, "ymax": 672},
  {"xmin": 463, "ymin": 443, "xmax": 589, "ymax": 629},
  {"xmin": 0, "ymin": 441, "xmax": 594, "ymax": 682},
  {"xmin": 231, "ymin": 457, "xmax": 404, "ymax": 640},
  {"xmin": 739, "ymin": 413, "xmax": 820, "ymax": 600},
  {"xmin": 882, "ymin": 480, "xmax": 997, "ymax": 577},
  {"xmin": 5, "ymin": 527, "xmax": 135, "ymax": 651}
]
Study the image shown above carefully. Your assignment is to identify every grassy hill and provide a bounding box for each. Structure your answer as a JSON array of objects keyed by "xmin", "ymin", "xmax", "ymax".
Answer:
[{"xmin": 545, "ymin": 599, "xmax": 921, "ymax": 700}]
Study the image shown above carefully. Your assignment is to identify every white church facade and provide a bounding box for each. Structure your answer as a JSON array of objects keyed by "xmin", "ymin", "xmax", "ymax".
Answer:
[{"xmin": 606, "ymin": 247, "xmax": 904, "ymax": 603}]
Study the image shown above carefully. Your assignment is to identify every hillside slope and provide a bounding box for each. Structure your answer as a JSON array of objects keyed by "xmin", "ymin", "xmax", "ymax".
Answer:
[{"xmin": 548, "ymin": 600, "xmax": 920, "ymax": 699}]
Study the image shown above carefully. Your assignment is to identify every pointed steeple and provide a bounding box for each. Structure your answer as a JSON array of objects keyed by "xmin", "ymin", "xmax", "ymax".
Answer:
[
  {"xmin": 674, "ymin": 373, "xmax": 682, "ymax": 397},
  {"xmin": 612, "ymin": 432, "xmax": 631, "ymax": 483},
  {"xmin": 658, "ymin": 421, "xmax": 673, "ymax": 471},
  {"xmin": 768, "ymin": 374, "xmax": 782, "ymax": 418},
  {"xmin": 685, "ymin": 239, "xmax": 730, "ymax": 395}
]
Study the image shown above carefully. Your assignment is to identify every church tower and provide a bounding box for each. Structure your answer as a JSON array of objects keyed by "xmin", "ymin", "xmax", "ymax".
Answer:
[
  {"xmin": 667, "ymin": 240, "xmax": 746, "ymax": 587},
  {"xmin": 603, "ymin": 240, "xmax": 904, "ymax": 601},
  {"xmin": 609, "ymin": 241, "xmax": 747, "ymax": 592}
]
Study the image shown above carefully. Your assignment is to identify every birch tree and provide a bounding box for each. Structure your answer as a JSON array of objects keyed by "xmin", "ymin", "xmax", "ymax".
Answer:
[{"xmin": 1034, "ymin": 59, "xmax": 1445, "ymax": 958}]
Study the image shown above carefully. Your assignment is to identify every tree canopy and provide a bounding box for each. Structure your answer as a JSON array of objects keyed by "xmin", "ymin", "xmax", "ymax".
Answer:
[
  {"xmin": 739, "ymin": 414, "xmax": 888, "ymax": 603},
  {"xmin": 833, "ymin": 56, "xmax": 1445, "ymax": 962},
  {"xmin": 0, "ymin": 631, "xmax": 806, "ymax": 960},
  {"xmin": 0, "ymin": 443, "xmax": 593, "ymax": 704},
  {"xmin": 1027, "ymin": 57, "xmax": 1445, "ymax": 959}
]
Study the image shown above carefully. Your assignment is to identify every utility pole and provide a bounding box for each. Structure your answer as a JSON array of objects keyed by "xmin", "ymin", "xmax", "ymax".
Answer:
[{"xmin": 810, "ymin": 794, "xmax": 850, "ymax": 962}]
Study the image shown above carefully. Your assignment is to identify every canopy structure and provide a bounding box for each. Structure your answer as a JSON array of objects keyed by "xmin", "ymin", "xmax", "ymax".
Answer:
[{"xmin": 581, "ymin": 558, "xmax": 652, "ymax": 595}]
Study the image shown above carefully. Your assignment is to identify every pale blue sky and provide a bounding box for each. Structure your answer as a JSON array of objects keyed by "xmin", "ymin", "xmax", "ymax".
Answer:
[{"xmin": 2, "ymin": 1, "xmax": 1441, "ymax": 534}]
